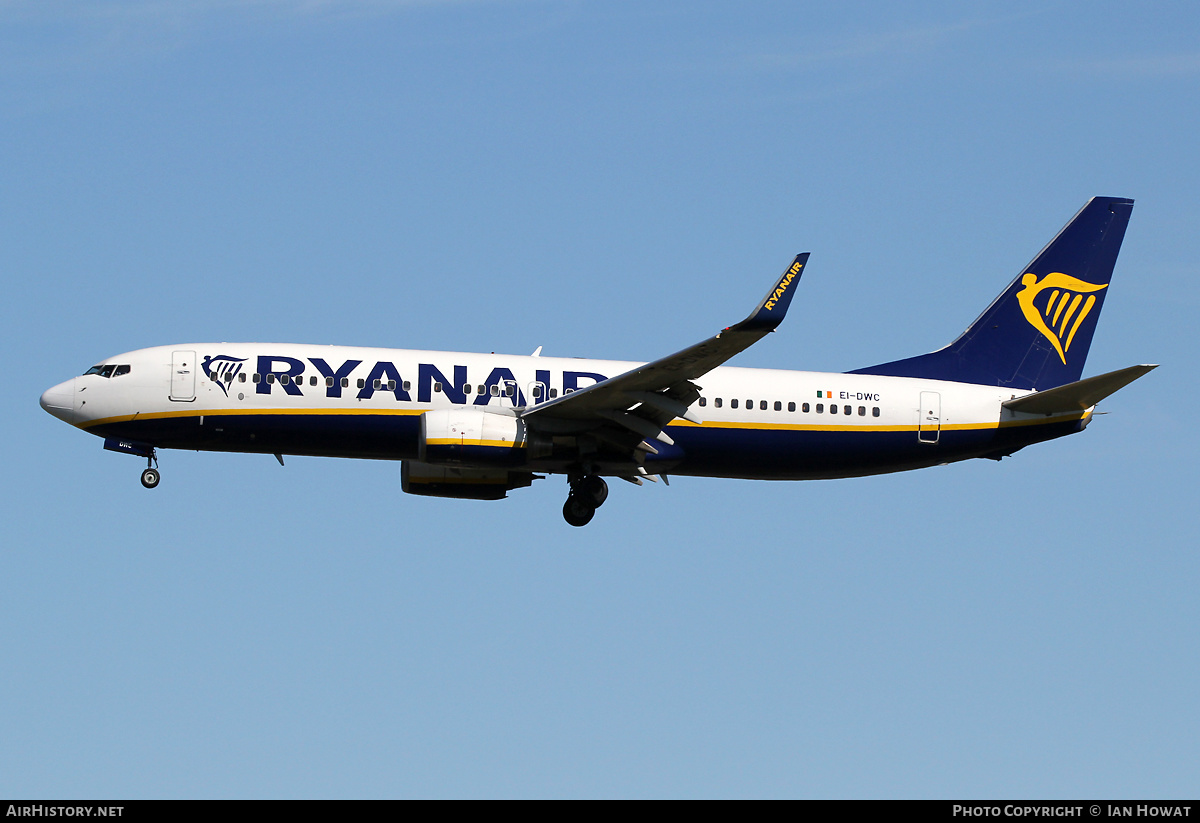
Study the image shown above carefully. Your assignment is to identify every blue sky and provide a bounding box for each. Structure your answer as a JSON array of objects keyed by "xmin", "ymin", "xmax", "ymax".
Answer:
[{"xmin": 3, "ymin": 0, "xmax": 1198, "ymax": 798}]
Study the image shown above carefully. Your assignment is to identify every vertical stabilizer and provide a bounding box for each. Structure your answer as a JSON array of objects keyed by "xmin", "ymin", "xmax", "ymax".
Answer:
[{"xmin": 850, "ymin": 197, "xmax": 1134, "ymax": 390}]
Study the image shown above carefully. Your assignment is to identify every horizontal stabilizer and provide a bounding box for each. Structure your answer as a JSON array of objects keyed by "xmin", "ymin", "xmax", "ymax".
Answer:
[{"xmin": 1002, "ymin": 364, "xmax": 1157, "ymax": 414}]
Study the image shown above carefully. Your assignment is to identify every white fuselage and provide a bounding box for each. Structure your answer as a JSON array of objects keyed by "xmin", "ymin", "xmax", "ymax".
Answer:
[{"xmin": 41, "ymin": 343, "xmax": 1087, "ymax": 481}]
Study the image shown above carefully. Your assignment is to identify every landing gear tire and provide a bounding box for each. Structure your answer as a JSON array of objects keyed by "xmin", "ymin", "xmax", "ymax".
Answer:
[
  {"xmin": 563, "ymin": 495, "xmax": 595, "ymax": 527},
  {"xmin": 575, "ymin": 475, "xmax": 608, "ymax": 508},
  {"xmin": 140, "ymin": 467, "xmax": 161, "ymax": 489}
]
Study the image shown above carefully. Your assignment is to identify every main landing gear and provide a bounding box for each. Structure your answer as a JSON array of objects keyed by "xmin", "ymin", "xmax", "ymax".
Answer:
[
  {"xmin": 563, "ymin": 475, "xmax": 608, "ymax": 527},
  {"xmin": 140, "ymin": 450, "xmax": 160, "ymax": 489}
]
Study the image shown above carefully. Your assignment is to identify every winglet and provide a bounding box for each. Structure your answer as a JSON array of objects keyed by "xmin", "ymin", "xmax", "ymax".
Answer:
[
  {"xmin": 522, "ymin": 252, "xmax": 811, "ymax": 425},
  {"xmin": 738, "ymin": 253, "xmax": 809, "ymax": 331}
]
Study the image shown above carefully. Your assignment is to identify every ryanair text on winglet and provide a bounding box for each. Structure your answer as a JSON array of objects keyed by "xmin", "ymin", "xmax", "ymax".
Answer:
[{"xmin": 763, "ymin": 260, "xmax": 803, "ymax": 311}]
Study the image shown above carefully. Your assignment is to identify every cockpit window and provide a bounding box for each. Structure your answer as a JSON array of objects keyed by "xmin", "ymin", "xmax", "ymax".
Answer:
[{"xmin": 83, "ymin": 364, "xmax": 131, "ymax": 378}]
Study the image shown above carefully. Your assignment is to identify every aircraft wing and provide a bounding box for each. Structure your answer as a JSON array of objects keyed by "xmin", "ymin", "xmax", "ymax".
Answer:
[{"xmin": 521, "ymin": 254, "xmax": 809, "ymax": 456}]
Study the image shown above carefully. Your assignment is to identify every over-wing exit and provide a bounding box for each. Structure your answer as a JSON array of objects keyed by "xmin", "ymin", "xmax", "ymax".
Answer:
[{"xmin": 40, "ymin": 198, "xmax": 1155, "ymax": 526}]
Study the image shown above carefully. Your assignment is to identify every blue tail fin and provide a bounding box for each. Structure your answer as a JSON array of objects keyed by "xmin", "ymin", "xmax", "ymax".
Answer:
[{"xmin": 849, "ymin": 196, "xmax": 1134, "ymax": 390}]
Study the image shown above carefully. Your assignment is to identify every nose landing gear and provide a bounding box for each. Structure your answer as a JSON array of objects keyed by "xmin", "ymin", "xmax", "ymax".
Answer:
[
  {"xmin": 103, "ymin": 437, "xmax": 161, "ymax": 489},
  {"xmin": 563, "ymin": 475, "xmax": 608, "ymax": 527},
  {"xmin": 139, "ymin": 450, "xmax": 160, "ymax": 489}
]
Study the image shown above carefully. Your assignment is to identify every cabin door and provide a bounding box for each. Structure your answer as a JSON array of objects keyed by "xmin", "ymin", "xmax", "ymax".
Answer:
[
  {"xmin": 170, "ymin": 350, "xmax": 196, "ymax": 402},
  {"xmin": 918, "ymin": 391, "xmax": 941, "ymax": 444}
]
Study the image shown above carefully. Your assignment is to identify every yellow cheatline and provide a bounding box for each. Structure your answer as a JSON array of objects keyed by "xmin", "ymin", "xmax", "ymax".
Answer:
[
  {"xmin": 82, "ymin": 407, "xmax": 1086, "ymax": 436},
  {"xmin": 79, "ymin": 406, "xmax": 428, "ymax": 429},
  {"xmin": 426, "ymin": 438, "xmax": 523, "ymax": 449},
  {"xmin": 670, "ymin": 415, "xmax": 1082, "ymax": 433}
]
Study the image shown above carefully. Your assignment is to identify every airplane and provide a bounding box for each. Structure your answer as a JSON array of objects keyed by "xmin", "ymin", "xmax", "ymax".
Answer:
[{"xmin": 40, "ymin": 196, "xmax": 1156, "ymax": 526}]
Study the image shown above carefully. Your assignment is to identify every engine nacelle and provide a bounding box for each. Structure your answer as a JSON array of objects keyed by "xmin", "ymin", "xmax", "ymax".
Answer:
[
  {"xmin": 401, "ymin": 461, "xmax": 536, "ymax": 500},
  {"xmin": 419, "ymin": 409, "xmax": 548, "ymax": 467}
]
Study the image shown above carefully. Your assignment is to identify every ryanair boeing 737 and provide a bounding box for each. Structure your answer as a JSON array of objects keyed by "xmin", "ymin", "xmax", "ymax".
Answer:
[{"xmin": 40, "ymin": 197, "xmax": 1155, "ymax": 526}]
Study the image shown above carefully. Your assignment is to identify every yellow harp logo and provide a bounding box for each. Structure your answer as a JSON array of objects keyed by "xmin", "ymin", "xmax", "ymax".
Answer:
[{"xmin": 1016, "ymin": 272, "xmax": 1108, "ymax": 364}]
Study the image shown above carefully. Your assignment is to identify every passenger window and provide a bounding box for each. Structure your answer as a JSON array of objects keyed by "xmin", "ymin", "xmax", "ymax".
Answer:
[
  {"xmin": 844, "ymin": 405, "xmax": 852, "ymax": 415},
  {"xmin": 774, "ymin": 401, "xmax": 782, "ymax": 411},
  {"xmin": 858, "ymin": 406, "xmax": 866, "ymax": 416},
  {"xmin": 802, "ymin": 402, "xmax": 809, "ymax": 413},
  {"xmin": 715, "ymin": 398, "xmax": 723, "ymax": 408},
  {"xmin": 253, "ymin": 373, "xmax": 261, "ymax": 383},
  {"xmin": 478, "ymin": 385, "xmax": 486, "ymax": 394},
  {"xmin": 550, "ymin": 388, "xmax": 558, "ymax": 398},
  {"xmin": 373, "ymin": 379, "xmax": 381, "ymax": 390},
  {"xmin": 326, "ymin": 377, "xmax": 334, "ymax": 387},
  {"xmin": 403, "ymin": 381, "xmax": 412, "ymax": 392},
  {"xmin": 829, "ymin": 403, "xmax": 837, "ymax": 414},
  {"xmin": 280, "ymin": 375, "xmax": 290, "ymax": 385},
  {"xmin": 760, "ymin": 400, "xmax": 768, "ymax": 410},
  {"xmin": 433, "ymin": 382, "xmax": 442, "ymax": 392},
  {"xmin": 731, "ymin": 399, "xmax": 739, "ymax": 409},
  {"xmin": 745, "ymin": 399, "xmax": 752, "ymax": 409},
  {"xmin": 788, "ymin": 402, "xmax": 796, "ymax": 412},
  {"xmin": 532, "ymin": 385, "xmax": 542, "ymax": 398},
  {"xmin": 239, "ymin": 373, "xmax": 246, "ymax": 383},
  {"xmin": 387, "ymin": 380, "xmax": 396, "ymax": 391},
  {"xmin": 491, "ymin": 385, "xmax": 500, "ymax": 396},
  {"xmin": 341, "ymin": 377, "xmax": 348, "ymax": 388},
  {"xmin": 872, "ymin": 407, "xmax": 880, "ymax": 417},
  {"xmin": 816, "ymin": 403, "xmax": 823, "ymax": 413},
  {"xmin": 357, "ymin": 378, "xmax": 365, "ymax": 388},
  {"xmin": 698, "ymin": 397, "xmax": 707, "ymax": 407},
  {"xmin": 267, "ymin": 374, "xmax": 275, "ymax": 384},
  {"xmin": 310, "ymin": 376, "xmax": 317, "ymax": 386},
  {"xmin": 464, "ymin": 384, "xmax": 472, "ymax": 394},
  {"xmin": 506, "ymin": 385, "xmax": 515, "ymax": 397}
]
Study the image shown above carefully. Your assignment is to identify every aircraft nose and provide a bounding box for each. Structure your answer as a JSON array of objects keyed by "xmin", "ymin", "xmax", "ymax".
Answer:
[{"xmin": 40, "ymin": 379, "xmax": 76, "ymax": 424}]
